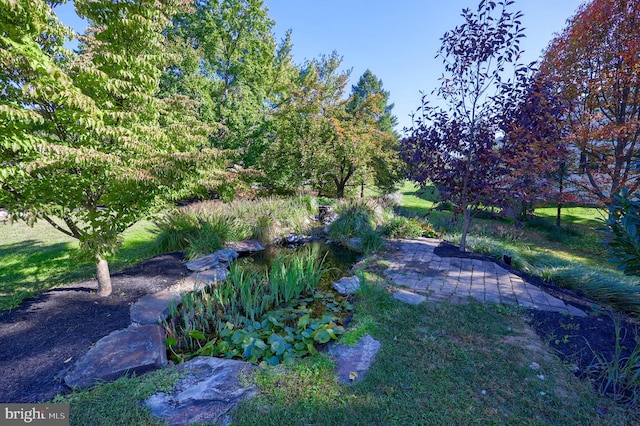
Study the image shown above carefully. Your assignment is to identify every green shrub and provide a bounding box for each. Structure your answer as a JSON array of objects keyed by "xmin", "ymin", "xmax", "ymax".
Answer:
[
  {"xmin": 607, "ymin": 188, "xmax": 640, "ymax": 275},
  {"xmin": 382, "ymin": 216, "xmax": 440, "ymax": 239},
  {"xmin": 152, "ymin": 211, "xmax": 201, "ymax": 254}
]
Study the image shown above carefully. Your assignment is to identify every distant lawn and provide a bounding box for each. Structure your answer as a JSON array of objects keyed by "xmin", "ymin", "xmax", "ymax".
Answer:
[
  {"xmin": 533, "ymin": 206, "xmax": 607, "ymax": 228},
  {"xmin": 0, "ymin": 219, "xmax": 157, "ymax": 308}
]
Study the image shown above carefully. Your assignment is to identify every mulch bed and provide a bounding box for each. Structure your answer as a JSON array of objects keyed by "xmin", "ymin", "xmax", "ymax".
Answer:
[
  {"xmin": 0, "ymin": 253, "xmax": 188, "ymax": 403},
  {"xmin": 1, "ymin": 243, "xmax": 638, "ymax": 404}
]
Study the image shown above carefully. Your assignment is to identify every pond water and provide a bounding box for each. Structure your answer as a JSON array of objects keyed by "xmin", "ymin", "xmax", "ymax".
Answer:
[{"xmin": 236, "ymin": 241, "xmax": 361, "ymax": 291}]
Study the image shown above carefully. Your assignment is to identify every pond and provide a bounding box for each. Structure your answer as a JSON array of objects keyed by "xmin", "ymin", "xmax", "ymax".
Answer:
[{"xmin": 236, "ymin": 240, "xmax": 362, "ymax": 291}]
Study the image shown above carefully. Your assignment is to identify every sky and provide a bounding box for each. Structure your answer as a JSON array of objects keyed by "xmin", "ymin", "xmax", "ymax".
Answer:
[{"xmin": 55, "ymin": 0, "xmax": 585, "ymax": 133}]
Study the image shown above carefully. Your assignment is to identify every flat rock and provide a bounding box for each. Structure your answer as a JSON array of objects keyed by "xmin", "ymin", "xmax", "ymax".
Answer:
[
  {"xmin": 185, "ymin": 254, "xmax": 220, "ymax": 272},
  {"xmin": 332, "ymin": 276, "xmax": 361, "ymax": 296},
  {"xmin": 226, "ymin": 240, "xmax": 265, "ymax": 253},
  {"xmin": 215, "ymin": 248, "xmax": 239, "ymax": 263},
  {"xmin": 175, "ymin": 268, "xmax": 229, "ymax": 293},
  {"xmin": 566, "ymin": 304, "xmax": 588, "ymax": 318},
  {"xmin": 63, "ymin": 324, "xmax": 167, "ymax": 390},
  {"xmin": 146, "ymin": 357, "xmax": 257, "ymax": 426},
  {"xmin": 329, "ymin": 335, "xmax": 381, "ymax": 384},
  {"xmin": 130, "ymin": 290, "xmax": 182, "ymax": 325},
  {"xmin": 393, "ymin": 289, "xmax": 427, "ymax": 305}
]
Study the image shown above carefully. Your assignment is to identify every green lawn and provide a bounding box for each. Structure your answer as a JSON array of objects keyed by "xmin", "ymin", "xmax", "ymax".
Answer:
[
  {"xmin": 0, "ymin": 219, "xmax": 158, "ymax": 308},
  {"xmin": 534, "ymin": 205, "xmax": 607, "ymax": 228}
]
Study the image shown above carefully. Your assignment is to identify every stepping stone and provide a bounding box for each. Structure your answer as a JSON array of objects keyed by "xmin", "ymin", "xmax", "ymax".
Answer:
[
  {"xmin": 63, "ymin": 324, "xmax": 167, "ymax": 390},
  {"xmin": 130, "ymin": 290, "xmax": 182, "ymax": 325},
  {"xmin": 145, "ymin": 357, "xmax": 257, "ymax": 426},
  {"xmin": 332, "ymin": 276, "xmax": 360, "ymax": 295},
  {"xmin": 176, "ymin": 268, "xmax": 229, "ymax": 293},
  {"xmin": 226, "ymin": 240, "xmax": 265, "ymax": 253},
  {"xmin": 566, "ymin": 304, "xmax": 588, "ymax": 318},
  {"xmin": 328, "ymin": 335, "xmax": 381, "ymax": 384},
  {"xmin": 215, "ymin": 248, "xmax": 239, "ymax": 263},
  {"xmin": 393, "ymin": 289, "xmax": 427, "ymax": 305},
  {"xmin": 185, "ymin": 254, "xmax": 220, "ymax": 272}
]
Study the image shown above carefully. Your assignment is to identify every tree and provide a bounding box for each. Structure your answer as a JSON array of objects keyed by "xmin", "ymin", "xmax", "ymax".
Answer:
[
  {"xmin": 540, "ymin": 0, "xmax": 640, "ymax": 204},
  {"xmin": 347, "ymin": 70, "xmax": 398, "ymax": 136},
  {"xmin": 402, "ymin": 0, "xmax": 532, "ymax": 251},
  {"xmin": 346, "ymin": 70, "xmax": 403, "ymax": 194},
  {"xmin": 0, "ymin": 0, "xmax": 221, "ymax": 296},
  {"xmin": 164, "ymin": 0, "xmax": 294, "ymax": 167},
  {"xmin": 500, "ymin": 75, "xmax": 572, "ymax": 224},
  {"xmin": 262, "ymin": 55, "xmax": 402, "ymax": 197}
]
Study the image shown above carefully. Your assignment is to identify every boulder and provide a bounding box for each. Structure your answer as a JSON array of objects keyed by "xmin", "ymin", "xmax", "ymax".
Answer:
[
  {"xmin": 146, "ymin": 357, "xmax": 257, "ymax": 426},
  {"xmin": 130, "ymin": 290, "xmax": 182, "ymax": 325},
  {"xmin": 328, "ymin": 335, "xmax": 381, "ymax": 384},
  {"xmin": 226, "ymin": 240, "xmax": 265, "ymax": 253},
  {"xmin": 332, "ymin": 276, "xmax": 361, "ymax": 296},
  {"xmin": 63, "ymin": 324, "xmax": 167, "ymax": 390}
]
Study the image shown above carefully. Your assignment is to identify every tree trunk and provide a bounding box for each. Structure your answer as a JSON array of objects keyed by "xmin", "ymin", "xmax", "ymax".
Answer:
[
  {"xmin": 556, "ymin": 203, "xmax": 562, "ymax": 227},
  {"xmin": 459, "ymin": 207, "xmax": 471, "ymax": 252},
  {"xmin": 96, "ymin": 255, "xmax": 112, "ymax": 297},
  {"xmin": 336, "ymin": 181, "xmax": 346, "ymax": 198}
]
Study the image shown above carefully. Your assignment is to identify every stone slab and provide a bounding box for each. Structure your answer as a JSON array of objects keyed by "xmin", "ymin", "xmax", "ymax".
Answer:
[
  {"xmin": 185, "ymin": 254, "xmax": 220, "ymax": 272},
  {"xmin": 226, "ymin": 240, "xmax": 265, "ymax": 253},
  {"xmin": 176, "ymin": 268, "xmax": 229, "ymax": 293},
  {"xmin": 215, "ymin": 248, "xmax": 239, "ymax": 263},
  {"xmin": 63, "ymin": 324, "xmax": 167, "ymax": 389},
  {"xmin": 393, "ymin": 289, "xmax": 427, "ymax": 305},
  {"xmin": 130, "ymin": 290, "xmax": 182, "ymax": 325},
  {"xmin": 146, "ymin": 357, "xmax": 257, "ymax": 426},
  {"xmin": 332, "ymin": 276, "xmax": 361, "ymax": 296},
  {"xmin": 566, "ymin": 304, "xmax": 588, "ymax": 318},
  {"xmin": 328, "ymin": 335, "xmax": 381, "ymax": 384}
]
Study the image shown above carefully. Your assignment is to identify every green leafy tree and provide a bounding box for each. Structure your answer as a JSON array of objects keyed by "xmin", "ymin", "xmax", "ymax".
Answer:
[
  {"xmin": 163, "ymin": 0, "xmax": 295, "ymax": 167},
  {"xmin": 0, "ymin": 0, "xmax": 221, "ymax": 296},
  {"xmin": 263, "ymin": 55, "xmax": 401, "ymax": 197}
]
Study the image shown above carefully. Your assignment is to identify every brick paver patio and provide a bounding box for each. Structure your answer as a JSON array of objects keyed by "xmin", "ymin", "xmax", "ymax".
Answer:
[{"xmin": 384, "ymin": 238, "xmax": 586, "ymax": 317}]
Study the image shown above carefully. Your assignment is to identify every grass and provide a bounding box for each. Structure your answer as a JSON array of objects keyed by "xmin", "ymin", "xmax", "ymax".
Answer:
[
  {"xmin": 232, "ymin": 281, "xmax": 633, "ymax": 425},
  {"xmin": 0, "ymin": 219, "xmax": 157, "ymax": 309},
  {"xmin": 534, "ymin": 205, "xmax": 608, "ymax": 228},
  {"xmin": 53, "ymin": 368, "xmax": 180, "ymax": 426}
]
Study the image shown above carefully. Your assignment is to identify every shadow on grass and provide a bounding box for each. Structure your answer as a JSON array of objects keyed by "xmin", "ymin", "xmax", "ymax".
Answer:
[{"xmin": 0, "ymin": 236, "xmax": 158, "ymax": 299}]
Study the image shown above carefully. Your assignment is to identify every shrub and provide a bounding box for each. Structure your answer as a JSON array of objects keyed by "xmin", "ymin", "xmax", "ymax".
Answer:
[
  {"xmin": 381, "ymin": 216, "xmax": 438, "ymax": 239},
  {"xmin": 607, "ymin": 188, "xmax": 640, "ymax": 275},
  {"xmin": 152, "ymin": 211, "xmax": 201, "ymax": 254}
]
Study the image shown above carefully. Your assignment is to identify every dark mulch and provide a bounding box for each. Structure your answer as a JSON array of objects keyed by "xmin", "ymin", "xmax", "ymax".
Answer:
[
  {"xmin": 0, "ymin": 252, "xmax": 189, "ymax": 403},
  {"xmin": 435, "ymin": 241, "xmax": 640, "ymax": 386}
]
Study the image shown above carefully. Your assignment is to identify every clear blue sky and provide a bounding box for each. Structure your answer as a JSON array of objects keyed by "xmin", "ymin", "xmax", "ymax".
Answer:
[{"xmin": 55, "ymin": 0, "xmax": 585, "ymax": 132}]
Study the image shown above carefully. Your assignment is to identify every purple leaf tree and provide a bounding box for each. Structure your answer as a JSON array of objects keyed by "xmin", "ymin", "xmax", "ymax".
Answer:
[{"xmin": 402, "ymin": 0, "xmax": 534, "ymax": 251}]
